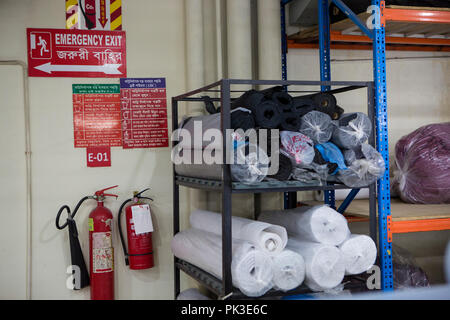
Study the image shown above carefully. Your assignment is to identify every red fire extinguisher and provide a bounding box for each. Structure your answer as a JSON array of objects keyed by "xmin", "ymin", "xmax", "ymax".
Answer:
[
  {"xmin": 89, "ymin": 185, "xmax": 118, "ymax": 300},
  {"xmin": 80, "ymin": 0, "xmax": 97, "ymax": 29},
  {"xmin": 118, "ymin": 188, "xmax": 155, "ymax": 270}
]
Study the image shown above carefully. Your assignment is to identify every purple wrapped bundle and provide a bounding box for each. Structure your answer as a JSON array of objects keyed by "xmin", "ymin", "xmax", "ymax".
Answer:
[{"xmin": 393, "ymin": 122, "xmax": 450, "ymax": 204}]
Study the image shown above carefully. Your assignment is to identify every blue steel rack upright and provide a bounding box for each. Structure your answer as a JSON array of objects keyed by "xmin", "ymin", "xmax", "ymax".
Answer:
[{"xmin": 280, "ymin": 0, "xmax": 393, "ymax": 291}]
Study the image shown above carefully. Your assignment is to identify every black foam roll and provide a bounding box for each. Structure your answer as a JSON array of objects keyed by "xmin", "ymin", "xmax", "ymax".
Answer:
[
  {"xmin": 256, "ymin": 128, "xmax": 279, "ymax": 158},
  {"xmin": 231, "ymin": 89, "xmax": 265, "ymax": 111},
  {"xmin": 267, "ymin": 152, "xmax": 292, "ymax": 181},
  {"xmin": 231, "ymin": 109, "xmax": 256, "ymax": 131},
  {"xmin": 280, "ymin": 112, "xmax": 302, "ymax": 132},
  {"xmin": 254, "ymin": 101, "xmax": 283, "ymax": 129},
  {"xmin": 272, "ymin": 91, "xmax": 294, "ymax": 114},
  {"xmin": 260, "ymin": 86, "xmax": 284, "ymax": 99},
  {"xmin": 292, "ymin": 97, "xmax": 316, "ymax": 116}
]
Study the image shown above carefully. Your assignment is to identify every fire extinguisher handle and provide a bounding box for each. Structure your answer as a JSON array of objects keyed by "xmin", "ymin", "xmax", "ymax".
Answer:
[
  {"xmin": 134, "ymin": 188, "xmax": 151, "ymax": 198},
  {"xmin": 117, "ymin": 198, "xmax": 133, "ymax": 266},
  {"xmin": 138, "ymin": 196, "xmax": 154, "ymax": 202},
  {"xmin": 103, "ymin": 193, "xmax": 119, "ymax": 199},
  {"xmin": 94, "ymin": 185, "xmax": 119, "ymax": 198}
]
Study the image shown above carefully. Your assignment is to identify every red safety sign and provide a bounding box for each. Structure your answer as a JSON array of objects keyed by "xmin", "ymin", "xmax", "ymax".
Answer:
[
  {"xmin": 87, "ymin": 146, "xmax": 112, "ymax": 167},
  {"xmin": 27, "ymin": 28, "xmax": 126, "ymax": 78},
  {"xmin": 120, "ymin": 78, "xmax": 169, "ymax": 148},
  {"xmin": 73, "ymin": 84, "xmax": 122, "ymax": 148}
]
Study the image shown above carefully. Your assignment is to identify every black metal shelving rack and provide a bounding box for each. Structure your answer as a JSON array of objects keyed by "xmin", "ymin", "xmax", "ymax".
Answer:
[{"xmin": 172, "ymin": 79, "xmax": 378, "ymax": 300}]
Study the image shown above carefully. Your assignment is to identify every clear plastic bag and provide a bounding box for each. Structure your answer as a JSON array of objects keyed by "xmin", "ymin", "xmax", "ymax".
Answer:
[
  {"xmin": 299, "ymin": 111, "xmax": 334, "ymax": 144},
  {"xmin": 291, "ymin": 166, "xmax": 324, "ymax": 185},
  {"xmin": 338, "ymin": 144, "xmax": 385, "ymax": 188},
  {"xmin": 343, "ymin": 145, "xmax": 365, "ymax": 166},
  {"xmin": 392, "ymin": 122, "xmax": 450, "ymax": 204},
  {"xmin": 231, "ymin": 142, "xmax": 270, "ymax": 184},
  {"xmin": 332, "ymin": 113, "xmax": 372, "ymax": 149},
  {"xmin": 280, "ymin": 131, "xmax": 315, "ymax": 166}
]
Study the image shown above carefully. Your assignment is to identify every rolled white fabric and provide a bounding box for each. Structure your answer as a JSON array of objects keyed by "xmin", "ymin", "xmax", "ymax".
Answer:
[
  {"xmin": 258, "ymin": 205, "xmax": 350, "ymax": 246},
  {"xmin": 339, "ymin": 234, "xmax": 377, "ymax": 275},
  {"xmin": 177, "ymin": 288, "xmax": 211, "ymax": 300},
  {"xmin": 271, "ymin": 250, "xmax": 305, "ymax": 292},
  {"xmin": 287, "ymin": 238, "xmax": 345, "ymax": 291},
  {"xmin": 190, "ymin": 209, "xmax": 288, "ymax": 255},
  {"xmin": 171, "ymin": 228, "xmax": 274, "ymax": 297}
]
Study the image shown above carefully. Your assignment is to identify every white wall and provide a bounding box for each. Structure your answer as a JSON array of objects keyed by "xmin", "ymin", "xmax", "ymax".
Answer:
[
  {"xmin": 0, "ymin": 0, "xmax": 186, "ymax": 299},
  {"xmin": 0, "ymin": 65, "xmax": 28, "ymax": 299}
]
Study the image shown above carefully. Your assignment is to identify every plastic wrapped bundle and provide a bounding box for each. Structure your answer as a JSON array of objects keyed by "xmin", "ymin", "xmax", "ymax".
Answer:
[
  {"xmin": 392, "ymin": 244, "xmax": 430, "ymax": 289},
  {"xmin": 271, "ymin": 250, "xmax": 306, "ymax": 291},
  {"xmin": 338, "ymin": 235, "xmax": 377, "ymax": 275},
  {"xmin": 299, "ymin": 111, "xmax": 334, "ymax": 144},
  {"xmin": 171, "ymin": 229, "xmax": 274, "ymax": 297},
  {"xmin": 332, "ymin": 112, "xmax": 372, "ymax": 149},
  {"xmin": 392, "ymin": 122, "xmax": 450, "ymax": 204},
  {"xmin": 338, "ymin": 144, "xmax": 385, "ymax": 188},
  {"xmin": 343, "ymin": 145, "xmax": 365, "ymax": 166},
  {"xmin": 287, "ymin": 238, "xmax": 345, "ymax": 291},
  {"xmin": 258, "ymin": 205, "xmax": 350, "ymax": 246},
  {"xmin": 174, "ymin": 142, "xmax": 270, "ymax": 184},
  {"xmin": 315, "ymin": 142, "xmax": 348, "ymax": 175},
  {"xmin": 291, "ymin": 166, "xmax": 324, "ymax": 185},
  {"xmin": 280, "ymin": 131, "xmax": 315, "ymax": 166},
  {"xmin": 231, "ymin": 142, "xmax": 270, "ymax": 184},
  {"xmin": 190, "ymin": 210, "xmax": 288, "ymax": 255},
  {"xmin": 177, "ymin": 288, "xmax": 211, "ymax": 300},
  {"xmin": 177, "ymin": 108, "xmax": 256, "ymax": 149}
]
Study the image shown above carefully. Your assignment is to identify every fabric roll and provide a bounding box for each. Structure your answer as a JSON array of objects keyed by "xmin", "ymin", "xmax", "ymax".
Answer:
[
  {"xmin": 258, "ymin": 205, "xmax": 350, "ymax": 246},
  {"xmin": 231, "ymin": 108, "xmax": 255, "ymax": 131},
  {"xmin": 177, "ymin": 288, "xmax": 211, "ymax": 300},
  {"xmin": 231, "ymin": 89, "xmax": 265, "ymax": 110},
  {"xmin": 171, "ymin": 228, "xmax": 274, "ymax": 297},
  {"xmin": 266, "ymin": 152, "xmax": 293, "ymax": 181},
  {"xmin": 280, "ymin": 112, "xmax": 302, "ymax": 131},
  {"xmin": 292, "ymin": 96, "xmax": 315, "ymax": 114},
  {"xmin": 174, "ymin": 142, "xmax": 270, "ymax": 184},
  {"xmin": 271, "ymin": 249, "xmax": 306, "ymax": 292},
  {"xmin": 287, "ymin": 238, "xmax": 345, "ymax": 291},
  {"xmin": 299, "ymin": 111, "xmax": 334, "ymax": 144},
  {"xmin": 338, "ymin": 234, "xmax": 377, "ymax": 275},
  {"xmin": 332, "ymin": 112, "xmax": 372, "ymax": 149},
  {"xmin": 176, "ymin": 108, "xmax": 257, "ymax": 150},
  {"xmin": 280, "ymin": 131, "xmax": 315, "ymax": 166},
  {"xmin": 190, "ymin": 210, "xmax": 288, "ymax": 255},
  {"xmin": 315, "ymin": 142, "xmax": 348, "ymax": 175},
  {"xmin": 338, "ymin": 143, "xmax": 385, "ymax": 188},
  {"xmin": 253, "ymin": 100, "xmax": 283, "ymax": 129},
  {"xmin": 272, "ymin": 91, "xmax": 294, "ymax": 114}
]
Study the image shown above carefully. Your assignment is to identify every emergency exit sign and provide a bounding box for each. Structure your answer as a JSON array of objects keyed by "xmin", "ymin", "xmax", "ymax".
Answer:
[{"xmin": 27, "ymin": 28, "xmax": 126, "ymax": 78}]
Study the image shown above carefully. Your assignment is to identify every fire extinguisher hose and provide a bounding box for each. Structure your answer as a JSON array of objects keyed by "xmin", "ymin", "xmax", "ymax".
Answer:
[
  {"xmin": 55, "ymin": 196, "xmax": 93, "ymax": 290},
  {"xmin": 118, "ymin": 198, "xmax": 133, "ymax": 266}
]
